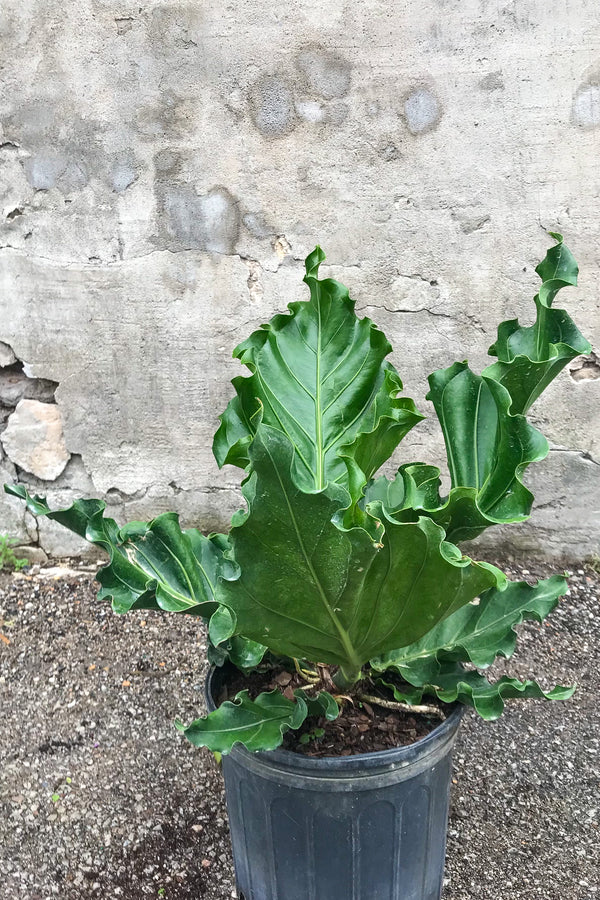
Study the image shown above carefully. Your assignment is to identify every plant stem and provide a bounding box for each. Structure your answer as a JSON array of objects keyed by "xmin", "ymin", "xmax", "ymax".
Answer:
[
  {"xmin": 292, "ymin": 658, "xmax": 320, "ymax": 684},
  {"xmin": 359, "ymin": 693, "xmax": 446, "ymax": 720},
  {"xmin": 333, "ymin": 664, "xmax": 363, "ymax": 690}
]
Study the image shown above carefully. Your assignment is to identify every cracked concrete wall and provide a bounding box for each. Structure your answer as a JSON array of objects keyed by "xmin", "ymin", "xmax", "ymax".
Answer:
[{"xmin": 0, "ymin": 0, "xmax": 599, "ymax": 562}]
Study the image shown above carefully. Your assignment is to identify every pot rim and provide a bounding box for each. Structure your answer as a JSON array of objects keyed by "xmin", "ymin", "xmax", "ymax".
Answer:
[{"xmin": 205, "ymin": 664, "xmax": 464, "ymax": 777}]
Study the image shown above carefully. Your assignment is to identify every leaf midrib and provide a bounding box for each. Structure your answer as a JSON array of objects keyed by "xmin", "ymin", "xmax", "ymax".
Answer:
[
  {"xmin": 315, "ymin": 279, "xmax": 324, "ymax": 489},
  {"xmin": 264, "ymin": 439, "xmax": 362, "ymax": 669}
]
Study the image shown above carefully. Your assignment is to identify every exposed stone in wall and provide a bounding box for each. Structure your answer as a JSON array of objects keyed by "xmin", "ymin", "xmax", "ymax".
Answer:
[
  {"xmin": 0, "ymin": 346, "xmax": 76, "ymax": 556},
  {"xmin": 570, "ymin": 351, "xmax": 600, "ymax": 382},
  {"xmin": 2, "ymin": 400, "xmax": 70, "ymax": 480},
  {"xmin": 0, "ymin": 453, "xmax": 28, "ymax": 546},
  {"xmin": 0, "ymin": 342, "xmax": 17, "ymax": 367}
]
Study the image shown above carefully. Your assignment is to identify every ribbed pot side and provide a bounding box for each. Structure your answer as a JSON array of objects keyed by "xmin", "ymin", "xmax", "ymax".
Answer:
[{"xmin": 206, "ymin": 666, "xmax": 463, "ymax": 900}]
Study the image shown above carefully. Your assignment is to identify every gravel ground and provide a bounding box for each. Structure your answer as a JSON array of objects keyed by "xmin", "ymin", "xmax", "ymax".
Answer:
[{"xmin": 0, "ymin": 560, "xmax": 598, "ymax": 900}]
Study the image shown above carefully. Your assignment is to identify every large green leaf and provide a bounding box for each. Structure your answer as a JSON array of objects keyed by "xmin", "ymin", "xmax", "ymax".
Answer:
[
  {"xmin": 426, "ymin": 363, "xmax": 548, "ymax": 536},
  {"xmin": 3, "ymin": 484, "xmax": 224, "ymax": 617},
  {"xmin": 176, "ymin": 690, "xmax": 308, "ymax": 753},
  {"xmin": 213, "ymin": 246, "xmax": 423, "ymax": 491},
  {"xmin": 217, "ymin": 425, "xmax": 503, "ymax": 672},
  {"xmin": 364, "ymin": 370, "xmax": 548, "ymax": 544},
  {"xmin": 381, "ymin": 669, "xmax": 574, "ymax": 721},
  {"xmin": 208, "ymin": 606, "xmax": 236, "ymax": 646},
  {"xmin": 484, "ymin": 233, "xmax": 591, "ymax": 414},
  {"xmin": 365, "ymin": 235, "xmax": 590, "ymax": 543},
  {"xmin": 370, "ymin": 575, "xmax": 568, "ymax": 672},
  {"xmin": 371, "ymin": 574, "xmax": 572, "ymax": 719}
]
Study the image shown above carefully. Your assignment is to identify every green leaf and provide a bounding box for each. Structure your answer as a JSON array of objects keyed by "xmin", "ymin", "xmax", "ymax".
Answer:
[
  {"xmin": 370, "ymin": 575, "xmax": 568, "ymax": 672},
  {"xmin": 225, "ymin": 636, "xmax": 268, "ymax": 670},
  {"xmin": 217, "ymin": 425, "xmax": 503, "ymax": 672},
  {"xmin": 381, "ymin": 668, "xmax": 575, "ymax": 721},
  {"xmin": 3, "ymin": 484, "xmax": 225, "ymax": 617},
  {"xmin": 367, "ymin": 235, "xmax": 590, "ymax": 543},
  {"xmin": 4, "ymin": 483, "xmax": 105, "ymax": 537},
  {"xmin": 372, "ymin": 574, "xmax": 573, "ymax": 719},
  {"xmin": 364, "ymin": 462, "xmax": 442, "ymax": 516},
  {"xmin": 177, "ymin": 690, "xmax": 308, "ymax": 753},
  {"xmin": 365, "ymin": 368, "xmax": 551, "ymax": 543},
  {"xmin": 213, "ymin": 246, "xmax": 423, "ymax": 491},
  {"xmin": 208, "ymin": 606, "xmax": 236, "ymax": 646},
  {"xmin": 484, "ymin": 234, "xmax": 591, "ymax": 414},
  {"xmin": 294, "ymin": 689, "xmax": 340, "ymax": 720},
  {"xmin": 426, "ymin": 363, "xmax": 548, "ymax": 536},
  {"xmin": 207, "ymin": 635, "xmax": 268, "ymax": 670}
]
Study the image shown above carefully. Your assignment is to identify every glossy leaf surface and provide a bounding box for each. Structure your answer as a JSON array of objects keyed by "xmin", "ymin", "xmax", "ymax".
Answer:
[
  {"xmin": 213, "ymin": 246, "xmax": 423, "ymax": 490},
  {"xmin": 382, "ymin": 670, "xmax": 574, "ymax": 720},
  {"xmin": 484, "ymin": 233, "xmax": 591, "ymax": 414},
  {"xmin": 370, "ymin": 575, "xmax": 568, "ymax": 672},
  {"xmin": 176, "ymin": 690, "xmax": 307, "ymax": 753},
  {"xmin": 373, "ymin": 575, "xmax": 572, "ymax": 719},
  {"xmin": 207, "ymin": 635, "xmax": 268, "ymax": 671},
  {"xmin": 4, "ymin": 484, "xmax": 224, "ymax": 617},
  {"xmin": 217, "ymin": 426, "xmax": 503, "ymax": 670},
  {"xmin": 425, "ymin": 363, "xmax": 548, "ymax": 539},
  {"xmin": 294, "ymin": 689, "xmax": 340, "ymax": 720}
]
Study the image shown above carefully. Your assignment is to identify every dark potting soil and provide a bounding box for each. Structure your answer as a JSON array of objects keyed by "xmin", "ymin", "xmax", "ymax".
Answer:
[{"xmin": 223, "ymin": 666, "xmax": 450, "ymax": 756}]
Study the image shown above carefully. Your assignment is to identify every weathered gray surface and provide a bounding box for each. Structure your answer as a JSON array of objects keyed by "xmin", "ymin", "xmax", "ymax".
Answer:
[
  {"xmin": 2, "ymin": 400, "xmax": 70, "ymax": 480},
  {"xmin": 1, "ymin": 1, "xmax": 599, "ymax": 558},
  {"xmin": 0, "ymin": 560, "xmax": 598, "ymax": 898}
]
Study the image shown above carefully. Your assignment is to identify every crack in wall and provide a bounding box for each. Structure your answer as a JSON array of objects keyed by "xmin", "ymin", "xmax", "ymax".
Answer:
[
  {"xmin": 0, "ymin": 243, "xmax": 364, "ymax": 275},
  {"xmin": 549, "ymin": 447, "xmax": 600, "ymax": 467},
  {"xmin": 535, "ymin": 495, "xmax": 567, "ymax": 510},
  {"xmin": 168, "ymin": 480, "xmax": 238, "ymax": 495},
  {"xmin": 361, "ymin": 302, "xmax": 453, "ymax": 319},
  {"xmin": 396, "ymin": 272, "xmax": 439, "ymax": 287}
]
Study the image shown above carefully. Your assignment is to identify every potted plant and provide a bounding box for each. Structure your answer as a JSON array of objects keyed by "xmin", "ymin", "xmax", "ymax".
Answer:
[{"xmin": 5, "ymin": 234, "xmax": 591, "ymax": 900}]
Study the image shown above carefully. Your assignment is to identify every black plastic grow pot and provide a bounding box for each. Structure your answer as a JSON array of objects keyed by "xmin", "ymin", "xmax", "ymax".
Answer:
[{"xmin": 206, "ymin": 666, "xmax": 463, "ymax": 900}]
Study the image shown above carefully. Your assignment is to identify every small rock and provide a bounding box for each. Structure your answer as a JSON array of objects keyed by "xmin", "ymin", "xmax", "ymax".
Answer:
[
  {"xmin": 1, "ymin": 399, "xmax": 70, "ymax": 479},
  {"xmin": 0, "ymin": 341, "xmax": 17, "ymax": 367}
]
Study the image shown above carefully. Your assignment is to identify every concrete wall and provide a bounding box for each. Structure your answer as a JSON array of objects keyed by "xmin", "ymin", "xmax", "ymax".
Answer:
[{"xmin": 0, "ymin": 0, "xmax": 598, "ymax": 562}]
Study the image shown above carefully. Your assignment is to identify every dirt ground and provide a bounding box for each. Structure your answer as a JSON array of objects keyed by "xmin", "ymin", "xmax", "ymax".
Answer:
[{"xmin": 0, "ymin": 559, "xmax": 598, "ymax": 900}]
